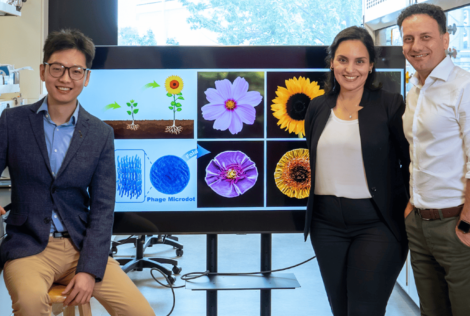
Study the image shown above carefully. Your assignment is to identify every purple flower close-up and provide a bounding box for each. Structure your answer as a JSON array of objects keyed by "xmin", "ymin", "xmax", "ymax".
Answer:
[
  {"xmin": 201, "ymin": 77, "xmax": 263, "ymax": 134},
  {"xmin": 205, "ymin": 151, "xmax": 258, "ymax": 198}
]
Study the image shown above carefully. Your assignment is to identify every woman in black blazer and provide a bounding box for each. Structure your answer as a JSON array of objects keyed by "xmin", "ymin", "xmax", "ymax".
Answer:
[{"xmin": 304, "ymin": 26, "xmax": 410, "ymax": 316}]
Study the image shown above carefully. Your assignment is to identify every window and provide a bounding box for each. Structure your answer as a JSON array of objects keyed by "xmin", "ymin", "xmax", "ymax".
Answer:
[
  {"xmin": 118, "ymin": 0, "xmax": 363, "ymax": 46},
  {"xmin": 447, "ymin": 6, "xmax": 470, "ymax": 72}
]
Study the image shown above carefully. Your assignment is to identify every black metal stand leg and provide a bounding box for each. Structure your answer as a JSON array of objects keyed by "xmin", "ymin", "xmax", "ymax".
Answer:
[
  {"xmin": 261, "ymin": 233, "xmax": 272, "ymax": 316},
  {"xmin": 207, "ymin": 234, "xmax": 218, "ymax": 316}
]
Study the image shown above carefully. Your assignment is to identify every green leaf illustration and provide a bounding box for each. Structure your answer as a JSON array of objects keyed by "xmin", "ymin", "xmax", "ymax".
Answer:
[
  {"xmin": 104, "ymin": 101, "xmax": 121, "ymax": 110},
  {"xmin": 177, "ymin": 97, "xmax": 185, "ymax": 100},
  {"xmin": 177, "ymin": 92, "xmax": 183, "ymax": 96},
  {"xmin": 133, "ymin": 103, "xmax": 138, "ymax": 107},
  {"xmin": 176, "ymin": 103, "xmax": 182, "ymax": 107},
  {"xmin": 166, "ymin": 93, "xmax": 173, "ymax": 97},
  {"xmin": 177, "ymin": 108, "xmax": 182, "ymax": 112},
  {"xmin": 144, "ymin": 81, "xmax": 160, "ymax": 89},
  {"xmin": 133, "ymin": 109, "xmax": 139, "ymax": 114},
  {"xmin": 127, "ymin": 111, "xmax": 132, "ymax": 115},
  {"xmin": 130, "ymin": 99, "xmax": 134, "ymax": 103},
  {"xmin": 171, "ymin": 101, "xmax": 176, "ymax": 106},
  {"xmin": 126, "ymin": 102, "xmax": 131, "ymax": 107},
  {"xmin": 169, "ymin": 106, "xmax": 174, "ymax": 110}
]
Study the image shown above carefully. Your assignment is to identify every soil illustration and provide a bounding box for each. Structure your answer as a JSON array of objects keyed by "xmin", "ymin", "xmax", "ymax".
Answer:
[{"xmin": 105, "ymin": 120, "xmax": 194, "ymax": 139}]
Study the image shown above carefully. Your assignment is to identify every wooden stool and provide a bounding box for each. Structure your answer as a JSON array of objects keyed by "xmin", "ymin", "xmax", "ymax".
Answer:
[{"xmin": 48, "ymin": 284, "xmax": 92, "ymax": 316}]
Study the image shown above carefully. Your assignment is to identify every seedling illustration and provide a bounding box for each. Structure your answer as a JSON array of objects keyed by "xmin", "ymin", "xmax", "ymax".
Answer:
[
  {"xmin": 165, "ymin": 75, "xmax": 185, "ymax": 135},
  {"xmin": 104, "ymin": 99, "xmax": 140, "ymax": 131},
  {"xmin": 126, "ymin": 100, "xmax": 139, "ymax": 130}
]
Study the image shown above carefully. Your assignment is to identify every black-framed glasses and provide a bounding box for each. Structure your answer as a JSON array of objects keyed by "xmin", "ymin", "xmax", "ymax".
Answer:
[{"xmin": 44, "ymin": 62, "xmax": 88, "ymax": 81}]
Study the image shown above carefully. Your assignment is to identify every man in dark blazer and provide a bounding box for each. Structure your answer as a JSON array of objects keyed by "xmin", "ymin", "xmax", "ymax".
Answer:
[{"xmin": 0, "ymin": 29, "xmax": 155, "ymax": 315}]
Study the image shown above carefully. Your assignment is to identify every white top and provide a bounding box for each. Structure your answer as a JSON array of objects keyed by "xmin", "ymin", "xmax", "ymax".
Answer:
[
  {"xmin": 314, "ymin": 109, "xmax": 372, "ymax": 198},
  {"xmin": 403, "ymin": 56, "xmax": 470, "ymax": 209}
]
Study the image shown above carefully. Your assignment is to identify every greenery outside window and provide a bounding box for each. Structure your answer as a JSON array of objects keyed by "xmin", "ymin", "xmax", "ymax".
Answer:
[{"xmin": 118, "ymin": 0, "xmax": 363, "ymax": 46}]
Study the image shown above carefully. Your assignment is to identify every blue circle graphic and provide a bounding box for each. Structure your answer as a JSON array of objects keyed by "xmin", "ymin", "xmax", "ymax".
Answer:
[{"xmin": 150, "ymin": 155, "xmax": 190, "ymax": 195}]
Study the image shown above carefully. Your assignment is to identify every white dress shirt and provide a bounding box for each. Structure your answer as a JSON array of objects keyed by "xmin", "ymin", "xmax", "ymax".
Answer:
[
  {"xmin": 403, "ymin": 56, "xmax": 470, "ymax": 209},
  {"xmin": 314, "ymin": 109, "xmax": 372, "ymax": 199}
]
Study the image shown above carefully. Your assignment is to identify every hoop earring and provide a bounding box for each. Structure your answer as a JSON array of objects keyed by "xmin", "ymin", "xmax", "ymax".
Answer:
[{"xmin": 369, "ymin": 70, "xmax": 372, "ymax": 74}]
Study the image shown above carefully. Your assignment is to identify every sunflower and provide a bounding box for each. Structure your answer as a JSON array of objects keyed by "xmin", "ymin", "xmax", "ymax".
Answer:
[
  {"xmin": 271, "ymin": 77, "xmax": 324, "ymax": 138},
  {"xmin": 274, "ymin": 149, "xmax": 311, "ymax": 199},
  {"xmin": 165, "ymin": 75, "xmax": 184, "ymax": 95},
  {"xmin": 405, "ymin": 71, "xmax": 411, "ymax": 84}
]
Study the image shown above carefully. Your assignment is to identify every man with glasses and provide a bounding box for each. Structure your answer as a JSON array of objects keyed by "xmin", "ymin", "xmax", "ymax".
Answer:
[
  {"xmin": 0, "ymin": 29, "xmax": 155, "ymax": 315},
  {"xmin": 399, "ymin": 3, "xmax": 470, "ymax": 315}
]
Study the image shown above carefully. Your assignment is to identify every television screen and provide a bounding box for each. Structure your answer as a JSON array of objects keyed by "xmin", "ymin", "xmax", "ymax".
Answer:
[{"xmin": 78, "ymin": 46, "xmax": 405, "ymax": 234}]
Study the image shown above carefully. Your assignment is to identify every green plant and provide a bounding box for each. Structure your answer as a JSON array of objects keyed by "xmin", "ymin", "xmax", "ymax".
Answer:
[
  {"xmin": 104, "ymin": 99, "xmax": 140, "ymax": 131},
  {"xmin": 127, "ymin": 99, "xmax": 139, "ymax": 129},
  {"xmin": 164, "ymin": 75, "xmax": 185, "ymax": 134}
]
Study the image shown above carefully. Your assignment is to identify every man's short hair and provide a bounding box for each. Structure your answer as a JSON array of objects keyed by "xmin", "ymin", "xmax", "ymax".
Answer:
[
  {"xmin": 397, "ymin": 3, "xmax": 447, "ymax": 35},
  {"xmin": 43, "ymin": 29, "xmax": 95, "ymax": 68}
]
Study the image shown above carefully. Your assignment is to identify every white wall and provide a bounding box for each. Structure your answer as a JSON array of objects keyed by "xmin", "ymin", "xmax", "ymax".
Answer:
[{"xmin": 0, "ymin": 0, "xmax": 47, "ymax": 103}]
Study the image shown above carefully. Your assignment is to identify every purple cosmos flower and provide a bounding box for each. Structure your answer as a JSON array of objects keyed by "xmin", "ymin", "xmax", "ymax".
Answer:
[
  {"xmin": 201, "ymin": 77, "xmax": 263, "ymax": 134},
  {"xmin": 205, "ymin": 151, "xmax": 258, "ymax": 198}
]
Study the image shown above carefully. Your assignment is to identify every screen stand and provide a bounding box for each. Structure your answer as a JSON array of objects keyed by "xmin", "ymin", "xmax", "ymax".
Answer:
[
  {"xmin": 188, "ymin": 233, "xmax": 300, "ymax": 316},
  {"xmin": 207, "ymin": 234, "xmax": 218, "ymax": 316},
  {"xmin": 260, "ymin": 233, "xmax": 271, "ymax": 316}
]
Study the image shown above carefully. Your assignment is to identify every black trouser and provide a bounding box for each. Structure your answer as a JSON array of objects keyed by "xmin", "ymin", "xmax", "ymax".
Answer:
[{"xmin": 310, "ymin": 195, "xmax": 407, "ymax": 316}]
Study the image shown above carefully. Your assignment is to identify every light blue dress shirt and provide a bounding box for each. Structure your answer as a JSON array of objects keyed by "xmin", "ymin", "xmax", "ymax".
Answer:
[{"xmin": 37, "ymin": 97, "xmax": 80, "ymax": 233}]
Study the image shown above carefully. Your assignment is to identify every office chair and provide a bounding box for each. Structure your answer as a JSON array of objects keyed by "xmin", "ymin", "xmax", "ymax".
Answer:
[
  {"xmin": 111, "ymin": 235, "xmax": 182, "ymax": 284},
  {"xmin": 112, "ymin": 234, "xmax": 184, "ymax": 257},
  {"xmin": 145, "ymin": 234, "xmax": 184, "ymax": 257}
]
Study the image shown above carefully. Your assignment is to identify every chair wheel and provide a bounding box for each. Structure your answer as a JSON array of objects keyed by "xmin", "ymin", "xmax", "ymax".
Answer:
[
  {"xmin": 111, "ymin": 247, "xmax": 118, "ymax": 254},
  {"xmin": 172, "ymin": 266, "xmax": 182, "ymax": 275},
  {"xmin": 176, "ymin": 249, "xmax": 184, "ymax": 257},
  {"xmin": 169, "ymin": 276, "xmax": 176, "ymax": 284}
]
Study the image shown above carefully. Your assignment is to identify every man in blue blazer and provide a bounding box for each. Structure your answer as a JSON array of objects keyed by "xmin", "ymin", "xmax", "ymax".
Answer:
[{"xmin": 0, "ymin": 29, "xmax": 155, "ymax": 315}]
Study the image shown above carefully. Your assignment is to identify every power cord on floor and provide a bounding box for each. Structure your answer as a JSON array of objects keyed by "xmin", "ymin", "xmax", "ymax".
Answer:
[
  {"xmin": 150, "ymin": 268, "xmax": 184, "ymax": 316},
  {"xmin": 150, "ymin": 255, "xmax": 316, "ymax": 316},
  {"xmin": 181, "ymin": 255, "xmax": 317, "ymax": 281}
]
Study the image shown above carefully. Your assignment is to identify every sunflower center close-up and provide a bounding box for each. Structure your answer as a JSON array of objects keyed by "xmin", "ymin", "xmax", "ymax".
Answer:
[
  {"xmin": 225, "ymin": 99, "xmax": 237, "ymax": 110},
  {"xmin": 286, "ymin": 93, "xmax": 311, "ymax": 121},
  {"xmin": 170, "ymin": 80, "xmax": 179, "ymax": 89},
  {"xmin": 289, "ymin": 165, "xmax": 309, "ymax": 183}
]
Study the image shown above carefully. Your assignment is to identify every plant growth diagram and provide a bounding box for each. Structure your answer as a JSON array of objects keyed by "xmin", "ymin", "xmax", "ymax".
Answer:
[{"xmin": 102, "ymin": 76, "xmax": 194, "ymax": 139}]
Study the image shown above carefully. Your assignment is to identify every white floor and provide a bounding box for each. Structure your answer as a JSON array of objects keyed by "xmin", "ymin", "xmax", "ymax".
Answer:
[{"xmin": 0, "ymin": 234, "xmax": 420, "ymax": 316}]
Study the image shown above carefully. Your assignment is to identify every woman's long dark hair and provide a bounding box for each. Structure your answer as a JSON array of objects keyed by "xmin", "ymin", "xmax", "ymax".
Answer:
[{"xmin": 324, "ymin": 26, "xmax": 382, "ymax": 95}]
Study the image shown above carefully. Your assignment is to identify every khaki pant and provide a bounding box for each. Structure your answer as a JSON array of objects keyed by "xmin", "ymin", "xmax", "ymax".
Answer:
[
  {"xmin": 405, "ymin": 209, "xmax": 470, "ymax": 316},
  {"xmin": 3, "ymin": 237, "xmax": 155, "ymax": 316}
]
